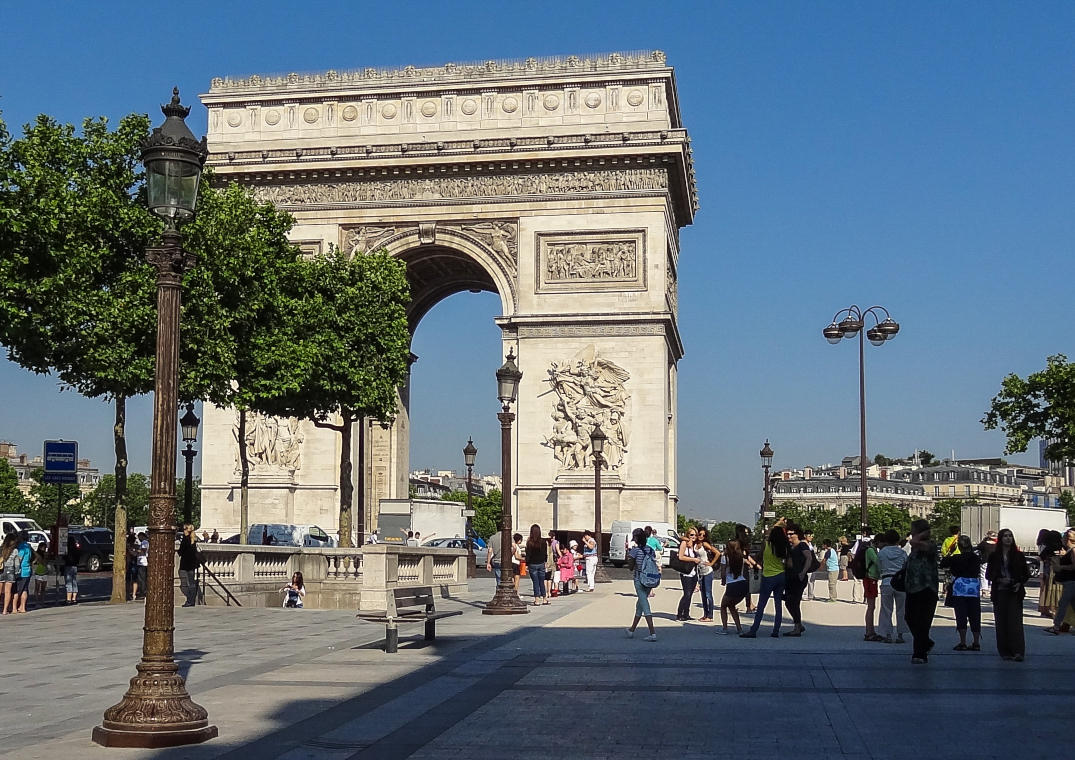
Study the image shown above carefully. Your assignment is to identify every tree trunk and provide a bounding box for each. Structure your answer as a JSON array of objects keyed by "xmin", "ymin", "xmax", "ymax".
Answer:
[
  {"xmin": 238, "ymin": 409, "xmax": 250, "ymax": 545},
  {"xmin": 109, "ymin": 395, "xmax": 128, "ymax": 604},
  {"xmin": 338, "ymin": 409, "xmax": 354, "ymax": 548}
]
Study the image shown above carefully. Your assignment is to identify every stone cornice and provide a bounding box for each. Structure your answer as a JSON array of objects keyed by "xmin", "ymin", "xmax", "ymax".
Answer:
[{"xmin": 207, "ymin": 50, "xmax": 669, "ymax": 95}]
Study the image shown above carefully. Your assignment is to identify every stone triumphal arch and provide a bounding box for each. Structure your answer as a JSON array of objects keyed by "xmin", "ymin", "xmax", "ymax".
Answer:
[{"xmin": 197, "ymin": 51, "xmax": 698, "ymax": 540}]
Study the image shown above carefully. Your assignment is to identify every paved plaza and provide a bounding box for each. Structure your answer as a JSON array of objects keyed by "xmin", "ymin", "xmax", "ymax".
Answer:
[{"xmin": 2, "ymin": 575, "xmax": 1071, "ymax": 759}]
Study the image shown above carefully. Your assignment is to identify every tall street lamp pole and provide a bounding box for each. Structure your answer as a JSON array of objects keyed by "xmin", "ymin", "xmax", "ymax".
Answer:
[
  {"xmin": 483, "ymin": 349, "xmax": 528, "ymax": 615},
  {"xmin": 589, "ymin": 425, "xmax": 611, "ymax": 583},
  {"xmin": 822, "ymin": 305, "xmax": 900, "ymax": 535},
  {"xmin": 93, "ymin": 89, "xmax": 216, "ymax": 748},
  {"xmin": 760, "ymin": 439, "xmax": 774, "ymax": 531},
  {"xmin": 180, "ymin": 403, "xmax": 200, "ymax": 526},
  {"xmin": 463, "ymin": 437, "xmax": 477, "ymax": 579}
]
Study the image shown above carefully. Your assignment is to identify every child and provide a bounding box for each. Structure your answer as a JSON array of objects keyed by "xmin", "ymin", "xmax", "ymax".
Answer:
[
  {"xmin": 32, "ymin": 543, "xmax": 48, "ymax": 603},
  {"xmin": 557, "ymin": 544, "xmax": 576, "ymax": 595},
  {"xmin": 569, "ymin": 540, "xmax": 582, "ymax": 593}
]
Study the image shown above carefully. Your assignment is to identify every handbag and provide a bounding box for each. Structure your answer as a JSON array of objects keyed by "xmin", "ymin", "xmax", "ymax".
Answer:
[
  {"xmin": 890, "ymin": 567, "xmax": 907, "ymax": 592},
  {"xmin": 952, "ymin": 576, "xmax": 981, "ymax": 597},
  {"xmin": 668, "ymin": 548, "xmax": 692, "ymax": 574}
]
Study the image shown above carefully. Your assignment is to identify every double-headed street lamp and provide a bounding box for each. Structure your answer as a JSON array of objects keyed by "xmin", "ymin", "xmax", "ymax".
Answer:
[
  {"xmin": 463, "ymin": 437, "xmax": 477, "ymax": 578},
  {"xmin": 93, "ymin": 89, "xmax": 216, "ymax": 748},
  {"xmin": 589, "ymin": 425, "xmax": 612, "ymax": 584},
  {"xmin": 760, "ymin": 439, "xmax": 774, "ymax": 530},
  {"xmin": 180, "ymin": 403, "xmax": 200, "ymax": 526},
  {"xmin": 822, "ymin": 305, "xmax": 900, "ymax": 535},
  {"xmin": 483, "ymin": 349, "xmax": 528, "ymax": 615}
]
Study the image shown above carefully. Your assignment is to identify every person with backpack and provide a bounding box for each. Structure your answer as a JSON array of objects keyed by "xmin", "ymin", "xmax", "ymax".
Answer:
[
  {"xmin": 740, "ymin": 519, "xmax": 790, "ymax": 638},
  {"xmin": 820, "ymin": 539, "xmax": 840, "ymax": 602},
  {"xmin": 848, "ymin": 535, "xmax": 869, "ymax": 604},
  {"xmin": 877, "ymin": 529, "xmax": 909, "ymax": 644},
  {"xmin": 860, "ymin": 534, "xmax": 882, "ymax": 641},
  {"xmin": 625, "ymin": 527, "xmax": 659, "ymax": 641}
]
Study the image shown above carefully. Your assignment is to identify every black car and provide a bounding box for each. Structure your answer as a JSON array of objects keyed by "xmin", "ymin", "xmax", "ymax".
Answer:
[{"xmin": 70, "ymin": 528, "xmax": 115, "ymax": 572}]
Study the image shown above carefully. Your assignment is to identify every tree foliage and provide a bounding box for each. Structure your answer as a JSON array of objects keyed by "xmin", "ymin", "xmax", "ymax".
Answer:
[
  {"xmin": 709, "ymin": 521, "xmax": 740, "ymax": 542},
  {"xmin": 261, "ymin": 246, "xmax": 411, "ymax": 546},
  {"xmin": 761, "ymin": 500, "xmax": 915, "ymax": 542},
  {"xmin": 983, "ymin": 354, "xmax": 1075, "ymax": 464},
  {"xmin": 1060, "ymin": 491, "xmax": 1075, "ymax": 527},
  {"xmin": 25, "ymin": 469, "xmax": 82, "ymax": 527},
  {"xmin": 470, "ymin": 490, "xmax": 504, "ymax": 541},
  {"xmin": 0, "ymin": 459, "xmax": 26, "ymax": 514}
]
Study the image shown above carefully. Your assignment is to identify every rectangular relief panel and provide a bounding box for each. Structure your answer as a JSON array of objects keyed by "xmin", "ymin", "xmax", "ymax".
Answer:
[{"xmin": 536, "ymin": 229, "xmax": 646, "ymax": 293}]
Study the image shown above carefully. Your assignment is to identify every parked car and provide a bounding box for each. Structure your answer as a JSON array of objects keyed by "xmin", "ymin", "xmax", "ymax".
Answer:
[
  {"xmin": 70, "ymin": 528, "xmax": 115, "ymax": 572},
  {"xmin": 247, "ymin": 523, "xmax": 337, "ymax": 547},
  {"xmin": 423, "ymin": 536, "xmax": 487, "ymax": 565}
]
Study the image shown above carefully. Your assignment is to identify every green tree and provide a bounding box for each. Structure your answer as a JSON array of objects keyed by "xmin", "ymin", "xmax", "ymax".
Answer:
[
  {"xmin": 0, "ymin": 113, "xmax": 158, "ymax": 599},
  {"xmin": 1059, "ymin": 491, "xmax": 1074, "ymax": 527},
  {"xmin": 82, "ymin": 474, "xmax": 151, "ymax": 528},
  {"xmin": 0, "ymin": 459, "xmax": 27, "ymax": 513},
  {"xmin": 709, "ymin": 520, "xmax": 740, "ymax": 542},
  {"xmin": 928, "ymin": 499, "xmax": 964, "ymax": 539},
  {"xmin": 471, "ymin": 490, "xmax": 503, "ymax": 541},
  {"xmin": 873, "ymin": 454, "xmax": 893, "ymax": 467},
  {"xmin": 916, "ymin": 450, "xmax": 936, "ymax": 466},
  {"xmin": 25, "ymin": 469, "xmax": 82, "ymax": 526},
  {"xmin": 859, "ymin": 503, "xmax": 913, "ymax": 537},
  {"xmin": 260, "ymin": 247, "xmax": 411, "ymax": 547},
  {"xmin": 983, "ymin": 354, "xmax": 1075, "ymax": 464},
  {"xmin": 179, "ymin": 179, "xmax": 304, "ymax": 545}
]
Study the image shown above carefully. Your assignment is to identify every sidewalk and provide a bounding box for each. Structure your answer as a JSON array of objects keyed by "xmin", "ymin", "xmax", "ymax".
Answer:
[{"xmin": 4, "ymin": 576, "xmax": 1072, "ymax": 759}]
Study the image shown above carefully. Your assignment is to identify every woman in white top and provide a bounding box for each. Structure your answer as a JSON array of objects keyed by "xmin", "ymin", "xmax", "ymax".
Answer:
[
  {"xmin": 675, "ymin": 528, "xmax": 702, "ymax": 621},
  {"xmin": 695, "ymin": 527, "xmax": 720, "ymax": 622},
  {"xmin": 281, "ymin": 572, "xmax": 306, "ymax": 608}
]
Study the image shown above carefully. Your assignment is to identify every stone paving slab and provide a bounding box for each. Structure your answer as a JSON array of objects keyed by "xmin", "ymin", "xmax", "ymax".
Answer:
[{"xmin": 4, "ymin": 575, "xmax": 1073, "ymax": 759}]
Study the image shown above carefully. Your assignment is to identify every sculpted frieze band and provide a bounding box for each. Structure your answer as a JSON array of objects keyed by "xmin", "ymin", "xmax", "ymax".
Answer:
[{"xmin": 248, "ymin": 168, "xmax": 668, "ymax": 207}]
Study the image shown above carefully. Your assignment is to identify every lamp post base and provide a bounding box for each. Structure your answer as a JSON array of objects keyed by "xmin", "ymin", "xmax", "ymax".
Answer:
[
  {"xmin": 92, "ymin": 667, "xmax": 217, "ymax": 748},
  {"xmin": 466, "ymin": 551, "xmax": 477, "ymax": 579},
  {"xmin": 593, "ymin": 560, "xmax": 613, "ymax": 584},
  {"xmin": 482, "ymin": 583, "xmax": 530, "ymax": 615}
]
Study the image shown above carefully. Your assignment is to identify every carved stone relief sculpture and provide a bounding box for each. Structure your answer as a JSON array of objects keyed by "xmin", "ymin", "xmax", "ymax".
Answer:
[
  {"xmin": 542, "ymin": 345, "xmax": 630, "ymax": 471},
  {"xmin": 249, "ymin": 167, "xmax": 668, "ymax": 207},
  {"xmin": 537, "ymin": 230, "xmax": 646, "ymax": 292},
  {"xmin": 233, "ymin": 411, "xmax": 305, "ymax": 475},
  {"xmin": 344, "ymin": 226, "xmax": 398, "ymax": 255}
]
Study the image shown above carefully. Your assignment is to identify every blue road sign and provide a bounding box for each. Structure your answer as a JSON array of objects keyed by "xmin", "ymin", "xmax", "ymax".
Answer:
[{"xmin": 43, "ymin": 440, "xmax": 78, "ymax": 476}]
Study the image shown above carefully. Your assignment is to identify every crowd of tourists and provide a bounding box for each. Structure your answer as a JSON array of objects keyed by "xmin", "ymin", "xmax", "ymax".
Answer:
[
  {"xmin": 618, "ymin": 520, "xmax": 1074, "ymax": 662},
  {"xmin": 484, "ymin": 525, "xmax": 600, "ymax": 604}
]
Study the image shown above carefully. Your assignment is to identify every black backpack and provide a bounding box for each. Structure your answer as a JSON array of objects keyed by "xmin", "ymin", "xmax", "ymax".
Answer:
[
  {"xmin": 806, "ymin": 547, "xmax": 821, "ymax": 574},
  {"xmin": 849, "ymin": 543, "xmax": 869, "ymax": 580}
]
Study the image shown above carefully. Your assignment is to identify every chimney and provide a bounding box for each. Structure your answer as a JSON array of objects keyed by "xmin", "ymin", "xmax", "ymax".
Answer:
[{"xmin": 803, "ymin": 467, "xmax": 813, "ymax": 480}]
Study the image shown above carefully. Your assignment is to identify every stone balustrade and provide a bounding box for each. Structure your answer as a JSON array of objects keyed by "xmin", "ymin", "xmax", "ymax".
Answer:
[{"xmin": 179, "ymin": 543, "xmax": 467, "ymax": 609}]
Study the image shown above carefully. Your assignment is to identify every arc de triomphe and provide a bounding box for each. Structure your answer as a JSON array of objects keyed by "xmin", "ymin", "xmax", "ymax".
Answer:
[{"xmin": 197, "ymin": 51, "xmax": 698, "ymax": 540}]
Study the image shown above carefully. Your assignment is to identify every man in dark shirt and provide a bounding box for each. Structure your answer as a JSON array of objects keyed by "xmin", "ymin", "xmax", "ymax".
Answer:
[{"xmin": 177, "ymin": 524, "xmax": 201, "ymax": 607}]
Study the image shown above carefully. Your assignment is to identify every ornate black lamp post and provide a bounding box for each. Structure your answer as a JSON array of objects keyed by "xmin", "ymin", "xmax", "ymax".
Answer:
[
  {"xmin": 822, "ymin": 305, "xmax": 900, "ymax": 534},
  {"xmin": 760, "ymin": 439, "xmax": 774, "ymax": 531},
  {"xmin": 463, "ymin": 437, "xmax": 477, "ymax": 578},
  {"xmin": 589, "ymin": 425, "xmax": 612, "ymax": 583},
  {"xmin": 93, "ymin": 89, "xmax": 216, "ymax": 748},
  {"xmin": 180, "ymin": 403, "xmax": 200, "ymax": 525},
  {"xmin": 483, "ymin": 349, "xmax": 528, "ymax": 615}
]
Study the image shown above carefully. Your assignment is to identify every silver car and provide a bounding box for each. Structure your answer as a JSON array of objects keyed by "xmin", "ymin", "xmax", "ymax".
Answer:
[{"xmin": 422, "ymin": 537, "xmax": 487, "ymax": 565}]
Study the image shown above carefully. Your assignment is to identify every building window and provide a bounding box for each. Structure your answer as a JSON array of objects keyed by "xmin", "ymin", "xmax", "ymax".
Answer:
[{"xmin": 949, "ymin": 486, "xmax": 956, "ymax": 496}]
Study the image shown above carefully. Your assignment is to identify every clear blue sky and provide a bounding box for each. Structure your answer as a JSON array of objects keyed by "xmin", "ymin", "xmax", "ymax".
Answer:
[{"xmin": 2, "ymin": 2, "xmax": 1072, "ymax": 523}]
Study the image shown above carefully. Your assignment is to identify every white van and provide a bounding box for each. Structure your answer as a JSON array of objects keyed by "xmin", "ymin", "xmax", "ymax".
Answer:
[
  {"xmin": 248, "ymin": 523, "xmax": 337, "ymax": 548},
  {"xmin": 608, "ymin": 520, "xmax": 677, "ymax": 567}
]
